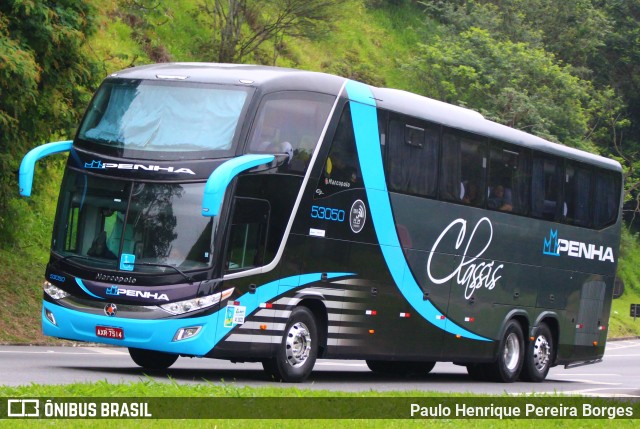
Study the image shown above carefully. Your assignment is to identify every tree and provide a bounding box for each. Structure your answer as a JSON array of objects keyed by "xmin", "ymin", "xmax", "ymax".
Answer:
[
  {"xmin": 403, "ymin": 28, "xmax": 603, "ymax": 149},
  {"xmin": 0, "ymin": 0, "xmax": 101, "ymax": 244},
  {"xmin": 199, "ymin": 0, "xmax": 340, "ymax": 63}
]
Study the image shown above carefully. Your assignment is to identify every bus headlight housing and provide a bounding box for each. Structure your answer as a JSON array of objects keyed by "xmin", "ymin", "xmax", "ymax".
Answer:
[
  {"xmin": 44, "ymin": 281, "xmax": 70, "ymax": 300},
  {"xmin": 160, "ymin": 287, "xmax": 234, "ymax": 315}
]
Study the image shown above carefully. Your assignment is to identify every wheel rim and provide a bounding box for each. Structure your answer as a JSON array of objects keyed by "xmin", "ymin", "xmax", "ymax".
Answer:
[
  {"xmin": 532, "ymin": 334, "xmax": 551, "ymax": 372},
  {"xmin": 285, "ymin": 321, "xmax": 311, "ymax": 368},
  {"xmin": 503, "ymin": 332, "xmax": 521, "ymax": 372}
]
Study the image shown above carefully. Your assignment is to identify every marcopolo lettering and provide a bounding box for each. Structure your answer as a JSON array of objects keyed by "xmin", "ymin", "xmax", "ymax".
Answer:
[
  {"xmin": 96, "ymin": 273, "xmax": 137, "ymax": 284},
  {"xmin": 84, "ymin": 160, "xmax": 195, "ymax": 175},
  {"xmin": 543, "ymin": 229, "xmax": 614, "ymax": 263}
]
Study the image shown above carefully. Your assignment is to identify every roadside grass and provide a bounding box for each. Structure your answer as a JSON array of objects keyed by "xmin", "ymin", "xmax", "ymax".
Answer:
[{"xmin": 0, "ymin": 381, "xmax": 637, "ymax": 428}]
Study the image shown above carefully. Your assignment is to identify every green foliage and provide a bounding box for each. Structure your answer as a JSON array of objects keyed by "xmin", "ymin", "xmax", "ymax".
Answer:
[
  {"xmin": 195, "ymin": 0, "xmax": 343, "ymax": 64},
  {"xmin": 418, "ymin": 0, "xmax": 640, "ymax": 223},
  {"xmin": 0, "ymin": 0, "xmax": 102, "ymax": 244},
  {"xmin": 403, "ymin": 27, "xmax": 598, "ymax": 148}
]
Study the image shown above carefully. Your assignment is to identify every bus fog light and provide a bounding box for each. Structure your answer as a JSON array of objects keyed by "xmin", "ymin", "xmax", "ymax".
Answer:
[
  {"xmin": 43, "ymin": 281, "xmax": 70, "ymax": 300},
  {"xmin": 173, "ymin": 326, "xmax": 202, "ymax": 341},
  {"xmin": 45, "ymin": 309, "xmax": 57, "ymax": 326},
  {"xmin": 160, "ymin": 287, "xmax": 234, "ymax": 315}
]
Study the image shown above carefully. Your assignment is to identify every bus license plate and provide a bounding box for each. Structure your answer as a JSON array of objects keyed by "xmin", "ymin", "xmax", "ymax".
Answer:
[{"xmin": 96, "ymin": 326, "xmax": 124, "ymax": 340}]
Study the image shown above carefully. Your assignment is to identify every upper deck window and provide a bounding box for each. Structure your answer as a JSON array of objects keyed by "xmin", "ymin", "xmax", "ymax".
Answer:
[
  {"xmin": 248, "ymin": 91, "xmax": 335, "ymax": 174},
  {"xmin": 77, "ymin": 79, "xmax": 251, "ymax": 159}
]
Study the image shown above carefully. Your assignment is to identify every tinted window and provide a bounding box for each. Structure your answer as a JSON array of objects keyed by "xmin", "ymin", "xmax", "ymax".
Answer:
[
  {"xmin": 594, "ymin": 171, "xmax": 620, "ymax": 228},
  {"xmin": 315, "ymin": 105, "xmax": 363, "ymax": 198},
  {"xmin": 531, "ymin": 156, "xmax": 562, "ymax": 220},
  {"xmin": 248, "ymin": 91, "xmax": 335, "ymax": 174},
  {"xmin": 488, "ymin": 142, "xmax": 530, "ymax": 214},
  {"xmin": 387, "ymin": 116, "xmax": 439, "ymax": 197},
  {"xmin": 440, "ymin": 129, "xmax": 486, "ymax": 207},
  {"xmin": 225, "ymin": 198, "xmax": 270, "ymax": 272},
  {"xmin": 564, "ymin": 163, "xmax": 592, "ymax": 227}
]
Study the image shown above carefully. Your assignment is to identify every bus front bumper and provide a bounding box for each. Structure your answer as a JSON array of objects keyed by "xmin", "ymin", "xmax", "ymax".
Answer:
[{"xmin": 42, "ymin": 301, "xmax": 220, "ymax": 356}]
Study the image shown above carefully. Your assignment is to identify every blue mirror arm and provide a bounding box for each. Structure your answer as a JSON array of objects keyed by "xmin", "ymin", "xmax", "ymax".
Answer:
[
  {"xmin": 19, "ymin": 140, "xmax": 73, "ymax": 197},
  {"xmin": 202, "ymin": 154, "xmax": 275, "ymax": 217}
]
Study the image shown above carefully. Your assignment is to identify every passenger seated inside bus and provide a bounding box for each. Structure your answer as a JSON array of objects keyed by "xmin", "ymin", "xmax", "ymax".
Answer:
[
  {"xmin": 87, "ymin": 231, "xmax": 117, "ymax": 259},
  {"xmin": 462, "ymin": 182, "xmax": 481, "ymax": 205},
  {"xmin": 487, "ymin": 185, "xmax": 513, "ymax": 212}
]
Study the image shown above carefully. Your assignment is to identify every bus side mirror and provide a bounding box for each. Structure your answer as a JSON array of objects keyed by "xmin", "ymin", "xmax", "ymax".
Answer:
[
  {"xmin": 202, "ymin": 154, "xmax": 274, "ymax": 217},
  {"xmin": 19, "ymin": 140, "xmax": 73, "ymax": 197}
]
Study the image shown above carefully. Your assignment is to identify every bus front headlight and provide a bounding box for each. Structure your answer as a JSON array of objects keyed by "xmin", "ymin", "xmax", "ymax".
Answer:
[
  {"xmin": 43, "ymin": 281, "xmax": 70, "ymax": 300},
  {"xmin": 160, "ymin": 287, "xmax": 234, "ymax": 315}
]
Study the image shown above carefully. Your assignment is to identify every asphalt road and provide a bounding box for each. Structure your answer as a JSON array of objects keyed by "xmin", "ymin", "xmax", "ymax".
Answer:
[{"xmin": 1, "ymin": 339, "xmax": 639, "ymax": 396}]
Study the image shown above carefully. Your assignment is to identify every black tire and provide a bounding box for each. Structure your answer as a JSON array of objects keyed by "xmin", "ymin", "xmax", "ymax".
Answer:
[
  {"xmin": 521, "ymin": 322, "xmax": 553, "ymax": 382},
  {"xmin": 366, "ymin": 360, "xmax": 436, "ymax": 375},
  {"xmin": 262, "ymin": 306, "xmax": 318, "ymax": 383},
  {"xmin": 486, "ymin": 319, "xmax": 524, "ymax": 383},
  {"xmin": 128, "ymin": 347, "xmax": 178, "ymax": 370}
]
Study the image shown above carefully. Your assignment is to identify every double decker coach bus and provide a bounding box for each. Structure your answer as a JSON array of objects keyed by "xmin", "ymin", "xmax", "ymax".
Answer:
[{"xmin": 19, "ymin": 63, "xmax": 622, "ymax": 383}]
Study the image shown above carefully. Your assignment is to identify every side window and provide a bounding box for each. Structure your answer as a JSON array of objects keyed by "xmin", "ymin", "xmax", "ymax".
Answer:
[
  {"xmin": 531, "ymin": 156, "xmax": 562, "ymax": 221},
  {"xmin": 224, "ymin": 198, "xmax": 270, "ymax": 273},
  {"xmin": 386, "ymin": 115, "xmax": 439, "ymax": 198},
  {"xmin": 248, "ymin": 91, "xmax": 334, "ymax": 174},
  {"xmin": 315, "ymin": 105, "xmax": 363, "ymax": 198},
  {"xmin": 440, "ymin": 129, "xmax": 486, "ymax": 207},
  {"xmin": 564, "ymin": 163, "xmax": 592, "ymax": 227},
  {"xmin": 594, "ymin": 171, "xmax": 620, "ymax": 228},
  {"xmin": 487, "ymin": 142, "xmax": 530, "ymax": 214}
]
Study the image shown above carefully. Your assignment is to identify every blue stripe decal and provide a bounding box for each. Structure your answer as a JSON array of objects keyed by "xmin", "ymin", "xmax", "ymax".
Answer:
[
  {"xmin": 75, "ymin": 278, "xmax": 104, "ymax": 300},
  {"xmin": 45, "ymin": 272, "xmax": 353, "ymax": 355},
  {"xmin": 345, "ymin": 80, "xmax": 489, "ymax": 342}
]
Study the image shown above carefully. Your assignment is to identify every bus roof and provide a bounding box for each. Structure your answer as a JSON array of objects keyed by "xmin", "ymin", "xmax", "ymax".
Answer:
[
  {"xmin": 109, "ymin": 62, "xmax": 346, "ymax": 95},
  {"xmin": 109, "ymin": 63, "xmax": 621, "ymax": 173}
]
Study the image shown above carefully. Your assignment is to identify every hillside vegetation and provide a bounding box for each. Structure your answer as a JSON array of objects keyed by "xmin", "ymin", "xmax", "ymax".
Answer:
[{"xmin": 1, "ymin": 0, "xmax": 640, "ymax": 343}]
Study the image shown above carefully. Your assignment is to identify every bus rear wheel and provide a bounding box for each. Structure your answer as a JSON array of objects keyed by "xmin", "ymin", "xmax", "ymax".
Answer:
[
  {"xmin": 128, "ymin": 347, "xmax": 178, "ymax": 370},
  {"xmin": 486, "ymin": 319, "xmax": 524, "ymax": 383},
  {"xmin": 366, "ymin": 360, "xmax": 436, "ymax": 375},
  {"xmin": 263, "ymin": 306, "xmax": 318, "ymax": 383},
  {"xmin": 521, "ymin": 322, "xmax": 553, "ymax": 382}
]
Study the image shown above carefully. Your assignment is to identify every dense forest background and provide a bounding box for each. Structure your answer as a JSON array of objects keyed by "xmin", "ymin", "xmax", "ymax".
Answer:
[{"xmin": 1, "ymin": 0, "xmax": 640, "ymax": 342}]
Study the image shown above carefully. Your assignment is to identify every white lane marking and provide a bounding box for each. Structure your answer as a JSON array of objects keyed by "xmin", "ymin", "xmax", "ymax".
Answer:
[
  {"xmin": 87, "ymin": 347, "xmax": 128, "ymax": 355},
  {"xmin": 552, "ymin": 373, "xmax": 620, "ymax": 377},
  {"xmin": 0, "ymin": 348, "xmax": 127, "ymax": 355},
  {"xmin": 546, "ymin": 387, "xmax": 640, "ymax": 398},
  {"xmin": 316, "ymin": 361, "xmax": 367, "ymax": 367},
  {"xmin": 548, "ymin": 378, "xmax": 621, "ymax": 386},
  {"xmin": 605, "ymin": 353, "xmax": 640, "ymax": 359}
]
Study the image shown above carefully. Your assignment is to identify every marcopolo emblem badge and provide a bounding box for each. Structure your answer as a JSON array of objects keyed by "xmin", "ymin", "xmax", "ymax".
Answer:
[
  {"xmin": 104, "ymin": 303, "xmax": 118, "ymax": 317},
  {"xmin": 349, "ymin": 200, "xmax": 366, "ymax": 234}
]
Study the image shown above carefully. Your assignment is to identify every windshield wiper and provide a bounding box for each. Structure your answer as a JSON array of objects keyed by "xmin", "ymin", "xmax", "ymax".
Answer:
[
  {"xmin": 51, "ymin": 254, "xmax": 113, "ymax": 269},
  {"xmin": 51, "ymin": 255, "xmax": 195, "ymax": 284},
  {"xmin": 131, "ymin": 262, "xmax": 195, "ymax": 284}
]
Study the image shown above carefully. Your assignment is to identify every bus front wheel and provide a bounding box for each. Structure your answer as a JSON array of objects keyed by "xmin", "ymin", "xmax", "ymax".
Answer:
[
  {"xmin": 263, "ymin": 306, "xmax": 318, "ymax": 383},
  {"xmin": 128, "ymin": 347, "xmax": 178, "ymax": 370}
]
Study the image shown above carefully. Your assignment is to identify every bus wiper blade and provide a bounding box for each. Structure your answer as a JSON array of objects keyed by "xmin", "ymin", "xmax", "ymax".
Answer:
[
  {"xmin": 131, "ymin": 262, "xmax": 195, "ymax": 284},
  {"xmin": 52, "ymin": 254, "xmax": 104, "ymax": 269}
]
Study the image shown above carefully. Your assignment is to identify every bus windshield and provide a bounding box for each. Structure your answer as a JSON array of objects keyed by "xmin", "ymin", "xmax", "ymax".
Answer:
[
  {"xmin": 52, "ymin": 170, "xmax": 214, "ymax": 274},
  {"xmin": 77, "ymin": 79, "xmax": 251, "ymax": 159}
]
